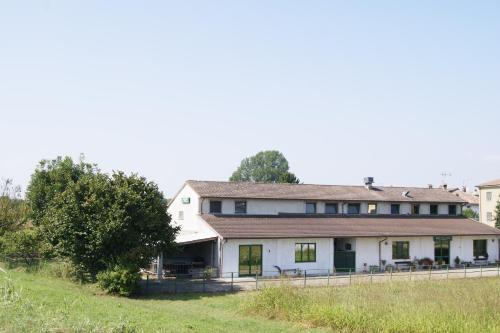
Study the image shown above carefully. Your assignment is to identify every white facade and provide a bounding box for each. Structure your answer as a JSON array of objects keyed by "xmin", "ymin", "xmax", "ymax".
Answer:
[
  {"xmin": 479, "ymin": 186, "xmax": 500, "ymax": 227},
  {"xmin": 218, "ymin": 236, "xmax": 500, "ymax": 276},
  {"xmin": 200, "ymin": 198, "xmax": 462, "ymax": 216}
]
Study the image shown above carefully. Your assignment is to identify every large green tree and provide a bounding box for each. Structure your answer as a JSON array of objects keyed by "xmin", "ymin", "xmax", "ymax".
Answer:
[
  {"xmin": 26, "ymin": 156, "xmax": 97, "ymax": 225},
  {"xmin": 26, "ymin": 156, "xmax": 179, "ymax": 279},
  {"xmin": 230, "ymin": 150, "xmax": 300, "ymax": 183}
]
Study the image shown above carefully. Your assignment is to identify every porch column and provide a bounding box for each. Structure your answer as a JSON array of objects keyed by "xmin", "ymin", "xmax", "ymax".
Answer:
[{"xmin": 157, "ymin": 252, "xmax": 163, "ymax": 280}]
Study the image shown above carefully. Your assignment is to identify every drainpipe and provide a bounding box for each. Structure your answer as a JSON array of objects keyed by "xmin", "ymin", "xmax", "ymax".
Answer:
[
  {"xmin": 378, "ymin": 237, "xmax": 388, "ymax": 267},
  {"xmin": 200, "ymin": 198, "xmax": 205, "ymax": 214}
]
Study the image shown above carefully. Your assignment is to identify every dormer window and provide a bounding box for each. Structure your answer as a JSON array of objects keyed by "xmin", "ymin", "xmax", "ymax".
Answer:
[
  {"xmin": 391, "ymin": 204, "xmax": 400, "ymax": 215},
  {"xmin": 235, "ymin": 201, "xmax": 247, "ymax": 214},
  {"xmin": 368, "ymin": 203, "xmax": 377, "ymax": 214},
  {"xmin": 430, "ymin": 204, "xmax": 438, "ymax": 215},
  {"xmin": 347, "ymin": 203, "xmax": 360, "ymax": 214},
  {"xmin": 306, "ymin": 202, "xmax": 317, "ymax": 214},
  {"xmin": 448, "ymin": 205, "xmax": 457, "ymax": 216},
  {"xmin": 325, "ymin": 203, "xmax": 338, "ymax": 214},
  {"xmin": 412, "ymin": 204, "xmax": 420, "ymax": 215},
  {"xmin": 210, "ymin": 200, "xmax": 222, "ymax": 214}
]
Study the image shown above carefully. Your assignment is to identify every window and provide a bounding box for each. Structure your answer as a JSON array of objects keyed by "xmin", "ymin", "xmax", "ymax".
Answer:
[
  {"xmin": 178, "ymin": 211, "xmax": 184, "ymax": 220},
  {"xmin": 448, "ymin": 205, "xmax": 457, "ymax": 216},
  {"xmin": 487, "ymin": 212, "xmax": 493, "ymax": 222},
  {"xmin": 430, "ymin": 204, "xmax": 438, "ymax": 215},
  {"xmin": 347, "ymin": 203, "xmax": 360, "ymax": 214},
  {"xmin": 295, "ymin": 243, "xmax": 316, "ymax": 262},
  {"xmin": 412, "ymin": 204, "xmax": 420, "ymax": 215},
  {"xmin": 486, "ymin": 192, "xmax": 492, "ymax": 201},
  {"xmin": 368, "ymin": 203, "xmax": 377, "ymax": 214},
  {"xmin": 306, "ymin": 202, "xmax": 317, "ymax": 214},
  {"xmin": 473, "ymin": 239, "xmax": 487, "ymax": 258},
  {"xmin": 325, "ymin": 203, "xmax": 338, "ymax": 214},
  {"xmin": 391, "ymin": 204, "xmax": 400, "ymax": 215},
  {"xmin": 235, "ymin": 201, "xmax": 247, "ymax": 214},
  {"xmin": 209, "ymin": 200, "xmax": 222, "ymax": 213},
  {"xmin": 392, "ymin": 241, "xmax": 410, "ymax": 259}
]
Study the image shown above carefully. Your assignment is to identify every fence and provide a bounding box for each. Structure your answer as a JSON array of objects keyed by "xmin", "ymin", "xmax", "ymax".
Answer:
[{"xmin": 139, "ymin": 263, "xmax": 500, "ymax": 294}]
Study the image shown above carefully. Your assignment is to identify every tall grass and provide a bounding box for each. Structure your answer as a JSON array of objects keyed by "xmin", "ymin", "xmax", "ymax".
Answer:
[
  {"xmin": 245, "ymin": 278, "xmax": 500, "ymax": 332},
  {"xmin": 0, "ymin": 267, "xmax": 137, "ymax": 332}
]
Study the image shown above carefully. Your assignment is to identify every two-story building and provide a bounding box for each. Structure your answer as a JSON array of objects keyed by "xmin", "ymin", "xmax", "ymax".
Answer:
[
  {"xmin": 477, "ymin": 179, "xmax": 500, "ymax": 227},
  {"xmin": 166, "ymin": 178, "xmax": 500, "ymax": 277}
]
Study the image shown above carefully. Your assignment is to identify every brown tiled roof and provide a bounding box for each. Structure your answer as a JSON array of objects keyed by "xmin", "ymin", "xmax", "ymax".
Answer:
[
  {"xmin": 187, "ymin": 180, "xmax": 465, "ymax": 203},
  {"xmin": 201, "ymin": 214, "xmax": 500, "ymax": 239},
  {"xmin": 448, "ymin": 189, "xmax": 479, "ymax": 205},
  {"xmin": 477, "ymin": 179, "xmax": 500, "ymax": 188}
]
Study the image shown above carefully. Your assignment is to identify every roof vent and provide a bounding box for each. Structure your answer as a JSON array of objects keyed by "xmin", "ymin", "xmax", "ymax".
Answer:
[
  {"xmin": 364, "ymin": 177, "xmax": 374, "ymax": 189},
  {"xmin": 428, "ymin": 184, "xmax": 433, "ymax": 189},
  {"xmin": 402, "ymin": 191, "xmax": 410, "ymax": 198}
]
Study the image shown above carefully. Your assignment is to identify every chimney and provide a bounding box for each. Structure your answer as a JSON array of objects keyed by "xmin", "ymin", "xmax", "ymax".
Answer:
[
  {"xmin": 428, "ymin": 184, "xmax": 433, "ymax": 189},
  {"xmin": 364, "ymin": 177, "xmax": 374, "ymax": 190},
  {"xmin": 441, "ymin": 183, "xmax": 448, "ymax": 190},
  {"xmin": 461, "ymin": 186, "xmax": 467, "ymax": 192}
]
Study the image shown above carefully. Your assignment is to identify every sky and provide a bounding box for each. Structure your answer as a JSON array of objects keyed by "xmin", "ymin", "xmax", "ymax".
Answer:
[{"xmin": 1, "ymin": 1, "xmax": 499, "ymax": 197}]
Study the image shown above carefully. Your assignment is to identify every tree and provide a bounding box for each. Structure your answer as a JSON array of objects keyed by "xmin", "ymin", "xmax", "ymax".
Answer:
[
  {"xmin": 26, "ymin": 155, "xmax": 97, "ymax": 226},
  {"xmin": 0, "ymin": 179, "xmax": 28, "ymax": 235},
  {"xmin": 229, "ymin": 150, "xmax": 300, "ymax": 183},
  {"xmin": 39, "ymin": 169, "xmax": 179, "ymax": 279},
  {"xmin": 462, "ymin": 208, "xmax": 479, "ymax": 220},
  {"xmin": 495, "ymin": 200, "xmax": 500, "ymax": 229}
]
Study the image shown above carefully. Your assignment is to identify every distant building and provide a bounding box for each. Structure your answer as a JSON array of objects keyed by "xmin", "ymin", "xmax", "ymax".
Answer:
[{"xmin": 477, "ymin": 179, "xmax": 500, "ymax": 227}]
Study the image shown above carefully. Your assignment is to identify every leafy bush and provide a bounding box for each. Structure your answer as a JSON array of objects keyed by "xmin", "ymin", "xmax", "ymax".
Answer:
[
  {"xmin": 97, "ymin": 266, "xmax": 141, "ymax": 296},
  {"xmin": 0, "ymin": 229, "xmax": 51, "ymax": 267}
]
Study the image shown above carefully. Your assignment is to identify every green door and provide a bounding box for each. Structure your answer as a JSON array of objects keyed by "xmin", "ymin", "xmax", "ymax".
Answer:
[
  {"xmin": 334, "ymin": 251, "xmax": 356, "ymax": 272},
  {"xmin": 239, "ymin": 245, "xmax": 262, "ymax": 276},
  {"xmin": 434, "ymin": 239, "xmax": 450, "ymax": 265}
]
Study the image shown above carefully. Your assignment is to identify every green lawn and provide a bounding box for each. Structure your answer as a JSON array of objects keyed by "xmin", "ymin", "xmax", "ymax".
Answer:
[
  {"xmin": 2, "ymin": 265, "xmax": 500, "ymax": 333},
  {"xmin": 0, "ymin": 266, "xmax": 323, "ymax": 333}
]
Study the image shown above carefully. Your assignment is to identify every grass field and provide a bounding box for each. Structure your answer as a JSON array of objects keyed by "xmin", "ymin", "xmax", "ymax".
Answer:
[
  {"xmin": 1, "ymin": 265, "xmax": 500, "ymax": 333},
  {"xmin": 0, "ymin": 266, "xmax": 323, "ymax": 333},
  {"xmin": 246, "ymin": 278, "xmax": 500, "ymax": 332}
]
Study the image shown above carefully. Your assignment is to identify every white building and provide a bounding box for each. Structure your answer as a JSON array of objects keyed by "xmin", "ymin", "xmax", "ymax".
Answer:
[
  {"xmin": 165, "ymin": 179, "xmax": 500, "ymax": 277},
  {"xmin": 477, "ymin": 179, "xmax": 500, "ymax": 227}
]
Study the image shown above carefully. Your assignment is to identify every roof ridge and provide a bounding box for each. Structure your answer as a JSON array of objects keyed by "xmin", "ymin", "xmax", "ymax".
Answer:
[{"xmin": 186, "ymin": 179, "xmax": 444, "ymax": 190}]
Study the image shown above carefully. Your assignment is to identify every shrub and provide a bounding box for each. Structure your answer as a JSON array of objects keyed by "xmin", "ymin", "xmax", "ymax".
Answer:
[
  {"xmin": 97, "ymin": 266, "xmax": 141, "ymax": 296},
  {"xmin": 0, "ymin": 229, "xmax": 51, "ymax": 267}
]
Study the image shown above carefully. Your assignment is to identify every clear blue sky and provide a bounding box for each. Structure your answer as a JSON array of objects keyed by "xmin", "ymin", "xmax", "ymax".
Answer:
[{"xmin": 1, "ymin": 1, "xmax": 499, "ymax": 197}]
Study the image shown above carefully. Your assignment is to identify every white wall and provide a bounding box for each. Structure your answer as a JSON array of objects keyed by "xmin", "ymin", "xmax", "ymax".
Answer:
[
  {"xmin": 168, "ymin": 184, "xmax": 218, "ymax": 243},
  {"xmin": 479, "ymin": 187, "xmax": 500, "ymax": 227},
  {"xmin": 220, "ymin": 235, "xmax": 499, "ymax": 276},
  {"xmin": 201, "ymin": 198, "xmax": 461, "ymax": 216},
  {"xmin": 356, "ymin": 235, "xmax": 500, "ymax": 271},
  {"xmin": 222, "ymin": 238, "xmax": 334, "ymax": 277}
]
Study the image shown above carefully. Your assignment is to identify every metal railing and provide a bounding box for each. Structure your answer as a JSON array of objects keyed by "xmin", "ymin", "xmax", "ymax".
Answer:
[{"xmin": 139, "ymin": 263, "xmax": 500, "ymax": 294}]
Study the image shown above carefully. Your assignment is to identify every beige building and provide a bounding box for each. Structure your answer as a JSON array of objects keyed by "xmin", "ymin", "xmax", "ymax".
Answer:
[{"xmin": 477, "ymin": 179, "xmax": 500, "ymax": 227}]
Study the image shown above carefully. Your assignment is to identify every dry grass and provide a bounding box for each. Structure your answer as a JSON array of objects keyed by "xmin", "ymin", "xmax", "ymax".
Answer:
[{"xmin": 245, "ymin": 278, "xmax": 500, "ymax": 332}]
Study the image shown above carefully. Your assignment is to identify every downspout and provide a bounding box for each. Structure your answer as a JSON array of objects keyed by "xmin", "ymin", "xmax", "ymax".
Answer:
[
  {"xmin": 199, "ymin": 197, "xmax": 205, "ymax": 215},
  {"xmin": 378, "ymin": 237, "xmax": 388, "ymax": 267}
]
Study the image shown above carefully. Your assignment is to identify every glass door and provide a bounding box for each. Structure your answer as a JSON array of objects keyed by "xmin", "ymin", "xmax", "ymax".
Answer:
[
  {"xmin": 239, "ymin": 245, "xmax": 262, "ymax": 276},
  {"xmin": 434, "ymin": 239, "xmax": 450, "ymax": 265}
]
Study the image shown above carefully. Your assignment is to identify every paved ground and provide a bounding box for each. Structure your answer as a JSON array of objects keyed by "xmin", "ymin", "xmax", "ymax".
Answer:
[{"xmin": 139, "ymin": 265, "xmax": 500, "ymax": 294}]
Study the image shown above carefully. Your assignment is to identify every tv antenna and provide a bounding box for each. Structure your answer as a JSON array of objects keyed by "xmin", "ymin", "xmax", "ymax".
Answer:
[{"xmin": 440, "ymin": 172, "xmax": 452, "ymax": 185}]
